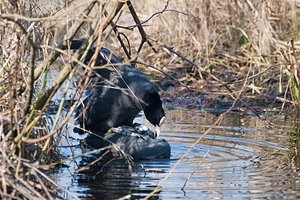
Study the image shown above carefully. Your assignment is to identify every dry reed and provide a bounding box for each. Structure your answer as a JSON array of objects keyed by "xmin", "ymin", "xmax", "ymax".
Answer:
[
  {"xmin": 1, "ymin": 0, "xmax": 300, "ymax": 199},
  {"xmin": 112, "ymin": 0, "xmax": 300, "ymax": 102}
]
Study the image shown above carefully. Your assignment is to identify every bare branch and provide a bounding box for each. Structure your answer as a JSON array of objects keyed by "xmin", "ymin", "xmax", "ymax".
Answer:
[{"xmin": 126, "ymin": 0, "xmax": 157, "ymax": 62}]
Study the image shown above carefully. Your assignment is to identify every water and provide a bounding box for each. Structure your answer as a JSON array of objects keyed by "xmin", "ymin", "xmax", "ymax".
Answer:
[
  {"xmin": 53, "ymin": 108, "xmax": 300, "ymax": 199},
  {"xmin": 45, "ymin": 70, "xmax": 300, "ymax": 199}
]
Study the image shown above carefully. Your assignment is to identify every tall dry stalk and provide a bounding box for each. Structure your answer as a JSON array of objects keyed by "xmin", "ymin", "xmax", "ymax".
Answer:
[
  {"xmin": 114, "ymin": 0, "xmax": 300, "ymax": 100},
  {"xmin": 0, "ymin": 0, "xmax": 124, "ymax": 198},
  {"xmin": 1, "ymin": 0, "xmax": 300, "ymax": 199}
]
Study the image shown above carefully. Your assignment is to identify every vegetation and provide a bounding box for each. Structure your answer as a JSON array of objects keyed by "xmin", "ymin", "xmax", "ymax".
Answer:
[{"xmin": 0, "ymin": 0, "xmax": 300, "ymax": 199}]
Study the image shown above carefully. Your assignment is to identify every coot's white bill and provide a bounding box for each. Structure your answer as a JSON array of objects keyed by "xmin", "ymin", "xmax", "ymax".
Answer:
[{"xmin": 155, "ymin": 116, "xmax": 166, "ymax": 137}]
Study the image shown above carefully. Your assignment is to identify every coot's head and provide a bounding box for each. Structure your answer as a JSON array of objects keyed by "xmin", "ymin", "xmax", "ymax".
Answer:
[
  {"xmin": 143, "ymin": 92, "xmax": 165, "ymax": 137},
  {"xmin": 83, "ymin": 47, "xmax": 121, "ymax": 66}
]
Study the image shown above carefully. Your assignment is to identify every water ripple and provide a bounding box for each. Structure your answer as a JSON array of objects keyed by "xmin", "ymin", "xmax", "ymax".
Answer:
[{"xmin": 55, "ymin": 109, "xmax": 300, "ymax": 199}]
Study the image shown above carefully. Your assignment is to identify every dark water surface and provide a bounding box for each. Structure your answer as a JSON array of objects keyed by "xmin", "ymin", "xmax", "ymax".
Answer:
[
  {"xmin": 53, "ymin": 108, "xmax": 300, "ymax": 199},
  {"xmin": 46, "ymin": 70, "xmax": 300, "ymax": 199}
]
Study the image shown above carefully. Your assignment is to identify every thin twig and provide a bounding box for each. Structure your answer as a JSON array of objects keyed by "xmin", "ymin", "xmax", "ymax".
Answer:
[
  {"xmin": 35, "ymin": 1, "xmax": 124, "ymax": 110},
  {"xmin": 23, "ymin": 43, "xmax": 36, "ymax": 116},
  {"xmin": 150, "ymin": 38, "xmax": 262, "ymax": 118},
  {"xmin": 181, "ymin": 148, "xmax": 210, "ymax": 191},
  {"xmin": 222, "ymin": 62, "xmax": 300, "ymax": 86},
  {"xmin": 75, "ymin": 150, "xmax": 110, "ymax": 173},
  {"xmin": 23, "ymin": 162, "xmax": 80, "ymax": 200},
  {"xmin": 13, "ymin": 174, "xmax": 47, "ymax": 200},
  {"xmin": 126, "ymin": 0, "xmax": 157, "ymax": 62},
  {"xmin": 116, "ymin": 1, "xmax": 203, "ymax": 31},
  {"xmin": 32, "ymin": 171, "xmax": 53, "ymax": 200},
  {"xmin": 143, "ymin": 59, "xmax": 253, "ymax": 200},
  {"xmin": 104, "ymin": 7, "xmax": 132, "ymax": 60},
  {"xmin": 138, "ymin": 0, "xmax": 170, "ymax": 25},
  {"xmin": 24, "ymin": 2, "xmax": 123, "ymax": 144},
  {"xmin": 5, "ymin": 177, "xmax": 39, "ymax": 200},
  {"xmin": 0, "ymin": 16, "xmax": 37, "ymax": 49},
  {"xmin": 135, "ymin": 60, "xmax": 191, "ymax": 91},
  {"xmin": 18, "ymin": 1, "xmax": 97, "ymax": 95}
]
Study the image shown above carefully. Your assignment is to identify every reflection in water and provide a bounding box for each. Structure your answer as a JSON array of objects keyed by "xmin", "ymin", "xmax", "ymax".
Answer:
[
  {"xmin": 75, "ymin": 159, "xmax": 168, "ymax": 199},
  {"xmin": 53, "ymin": 109, "xmax": 300, "ymax": 199}
]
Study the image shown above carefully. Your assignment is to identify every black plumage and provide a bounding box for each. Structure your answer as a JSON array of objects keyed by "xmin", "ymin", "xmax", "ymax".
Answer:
[{"xmin": 74, "ymin": 46, "xmax": 165, "ymax": 137}]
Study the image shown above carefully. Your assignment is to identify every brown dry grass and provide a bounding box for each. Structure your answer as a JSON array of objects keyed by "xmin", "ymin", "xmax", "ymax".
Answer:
[
  {"xmin": 110, "ymin": 0, "xmax": 300, "ymax": 99},
  {"xmin": 1, "ymin": 0, "xmax": 300, "ymax": 199}
]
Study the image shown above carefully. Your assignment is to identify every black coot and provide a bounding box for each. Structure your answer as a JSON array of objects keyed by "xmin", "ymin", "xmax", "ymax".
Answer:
[
  {"xmin": 72, "ymin": 42, "xmax": 169, "ymax": 159},
  {"xmin": 75, "ymin": 46, "xmax": 165, "ymax": 136}
]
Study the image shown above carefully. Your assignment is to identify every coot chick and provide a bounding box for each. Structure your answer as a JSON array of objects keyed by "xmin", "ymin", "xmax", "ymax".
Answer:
[{"xmin": 75, "ymin": 46, "xmax": 165, "ymax": 137}]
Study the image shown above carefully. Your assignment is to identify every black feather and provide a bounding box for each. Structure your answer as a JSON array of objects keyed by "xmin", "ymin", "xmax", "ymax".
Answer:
[{"xmin": 74, "ymin": 45, "xmax": 165, "ymax": 135}]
